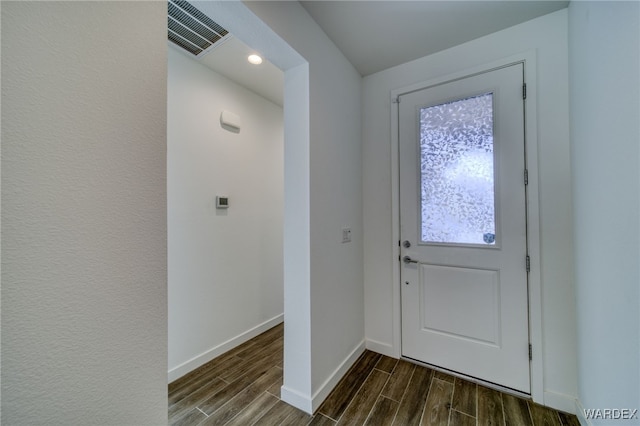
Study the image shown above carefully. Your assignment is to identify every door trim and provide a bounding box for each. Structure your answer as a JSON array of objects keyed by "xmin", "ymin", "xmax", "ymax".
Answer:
[{"xmin": 389, "ymin": 51, "xmax": 543, "ymax": 404}]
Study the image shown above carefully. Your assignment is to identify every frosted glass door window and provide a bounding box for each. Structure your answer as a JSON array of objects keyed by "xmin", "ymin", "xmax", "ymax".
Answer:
[{"xmin": 420, "ymin": 93, "xmax": 496, "ymax": 245}]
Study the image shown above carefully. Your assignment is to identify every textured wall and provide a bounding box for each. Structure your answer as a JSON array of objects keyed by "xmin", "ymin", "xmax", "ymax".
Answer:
[
  {"xmin": 167, "ymin": 46, "xmax": 284, "ymax": 379},
  {"xmin": 569, "ymin": 2, "xmax": 640, "ymax": 423},
  {"xmin": 1, "ymin": 2, "xmax": 168, "ymax": 424}
]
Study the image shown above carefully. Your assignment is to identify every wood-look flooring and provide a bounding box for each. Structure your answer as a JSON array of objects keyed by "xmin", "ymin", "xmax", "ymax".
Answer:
[{"xmin": 168, "ymin": 324, "xmax": 580, "ymax": 426}]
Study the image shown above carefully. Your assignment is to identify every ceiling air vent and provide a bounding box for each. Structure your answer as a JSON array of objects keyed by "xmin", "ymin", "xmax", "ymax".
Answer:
[{"xmin": 168, "ymin": 0, "xmax": 230, "ymax": 57}]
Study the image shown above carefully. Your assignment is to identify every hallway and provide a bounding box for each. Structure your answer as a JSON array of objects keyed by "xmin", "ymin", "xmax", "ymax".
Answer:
[{"xmin": 168, "ymin": 324, "xmax": 579, "ymax": 425}]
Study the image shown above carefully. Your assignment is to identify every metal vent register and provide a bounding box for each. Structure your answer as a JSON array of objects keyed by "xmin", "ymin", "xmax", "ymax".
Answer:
[{"xmin": 168, "ymin": 0, "xmax": 229, "ymax": 56}]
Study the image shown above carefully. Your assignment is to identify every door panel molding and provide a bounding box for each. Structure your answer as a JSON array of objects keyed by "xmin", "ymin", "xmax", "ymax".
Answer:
[
  {"xmin": 419, "ymin": 263, "xmax": 501, "ymax": 347},
  {"xmin": 390, "ymin": 51, "xmax": 543, "ymax": 404}
]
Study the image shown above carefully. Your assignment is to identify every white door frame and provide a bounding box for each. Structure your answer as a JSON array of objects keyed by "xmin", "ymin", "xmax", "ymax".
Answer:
[{"xmin": 390, "ymin": 51, "xmax": 544, "ymax": 404}]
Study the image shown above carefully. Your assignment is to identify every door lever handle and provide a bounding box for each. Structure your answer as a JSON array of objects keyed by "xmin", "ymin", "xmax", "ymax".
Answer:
[{"xmin": 403, "ymin": 256, "xmax": 418, "ymax": 264}]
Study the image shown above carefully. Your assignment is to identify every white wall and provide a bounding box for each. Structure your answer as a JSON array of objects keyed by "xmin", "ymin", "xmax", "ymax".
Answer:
[
  {"xmin": 242, "ymin": 1, "xmax": 364, "ymax": 412},
  {"xmin": 188, "ymin": 1, "xmax": 314, "ymax": 412},
  {"xmin": 569, "ymin": 2, "xmax": 640, "ymax": 424},
  {"xmin": 363, "ymin": 9, "xmax": 577, "ymax": 411},
  {"xmin": 1, "ymin": 2, "xmax": 168, "ymax": 424},
  {"xmin": 167, "ymin": 46, "xmax": 284, "ymax": 380}
]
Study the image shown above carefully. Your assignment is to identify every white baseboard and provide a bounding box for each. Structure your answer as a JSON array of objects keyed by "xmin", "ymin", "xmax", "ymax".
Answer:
[
  {"xmin": 575, "ymin": 399, "xmax": 593, "ymax": 426},
  {"xmin": 365, "ymin": 338, "xmax": 397, "ymax": 358},
  {"xmin": 311, "ymin": 340, "xmax": 366, "ymax": 412},
  {"xmin": 281, "ymin": 340, "xmax": 366, "ymax": 414},
  {"xmin": 575, "ymin": 398, "xmax": 591, "ymax": 426},
  {"xmin": 168, "ymin": 314, "xmax": 284, "ymax": 383},
  {"xmin": 281, "ymin": 386, "xmax": 313, "ymax": 415},
  {"xmin": 544, "ymin": 390, "xmax": 577, "ymax": 415}
]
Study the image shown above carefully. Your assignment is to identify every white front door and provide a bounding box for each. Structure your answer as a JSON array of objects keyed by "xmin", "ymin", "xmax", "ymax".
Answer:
[{"xmin": 399, "ymin": 64, "xmax": 530, "ymax": 393}]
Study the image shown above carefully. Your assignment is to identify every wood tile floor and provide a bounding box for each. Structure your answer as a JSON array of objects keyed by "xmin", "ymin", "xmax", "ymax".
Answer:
[{"xmin": 168, "ymin": 323, "xmax": 579, "ymax": 426}]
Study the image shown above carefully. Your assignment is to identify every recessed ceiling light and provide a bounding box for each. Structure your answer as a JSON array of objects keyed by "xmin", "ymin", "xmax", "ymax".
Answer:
[{"xmin": 248, "ymin": 54, "xmax": 263, "ymax": 65}]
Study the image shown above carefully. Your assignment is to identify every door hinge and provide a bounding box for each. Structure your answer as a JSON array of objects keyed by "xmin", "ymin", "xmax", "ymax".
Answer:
[
  {"xmin": 398, "ymin": 240, "xmax": 401, "ymax": 247},
  {"xmin": 522, "ymin": 83, "xmax": 527, "ymax": 100},
  {"xmin": 526, "ymin": 255, "xmax": 531, "ymax": 272},
  {"xmin": 524, "ymin": 169, "xmax": 529, "ymax": 186},
  {"xmin": 529, "ymin": 344, "xmax": 533, "ymax": 360}
]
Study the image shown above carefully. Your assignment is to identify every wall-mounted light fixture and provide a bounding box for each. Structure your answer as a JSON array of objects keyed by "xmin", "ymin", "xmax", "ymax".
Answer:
[{"xmin": 220, "ymin": 110, "xmax": 241, "ymax": 133}]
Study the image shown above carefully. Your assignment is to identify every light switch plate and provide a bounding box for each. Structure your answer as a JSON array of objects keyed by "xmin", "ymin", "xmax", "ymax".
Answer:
[{"xmin": 342, "ymin": 227, "xmax": 351, "ymax": 243}]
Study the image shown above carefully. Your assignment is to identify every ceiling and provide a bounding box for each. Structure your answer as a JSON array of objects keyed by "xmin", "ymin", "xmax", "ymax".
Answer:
[
  {"xmin": 300, "ymin": 1, "xmax": 569, "ymax": 76},
  {"xmin": 198, "ymin": 36, "xmax": 284, "ymax": 106},
  {"xmin": 186, "ymin": 1, "xmax": 569, "ymax": 106}
]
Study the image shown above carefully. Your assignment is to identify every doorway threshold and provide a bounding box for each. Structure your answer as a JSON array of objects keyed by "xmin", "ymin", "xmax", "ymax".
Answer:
[{"xmin": 401, "ymin": 355, "xmax": 532, "ymax": 401}]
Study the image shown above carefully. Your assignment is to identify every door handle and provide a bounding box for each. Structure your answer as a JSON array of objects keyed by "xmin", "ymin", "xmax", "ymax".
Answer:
[{"xmin": 403, "ymin": 256, "xmax": 418, "ymax": 264}]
